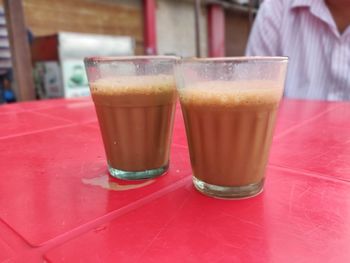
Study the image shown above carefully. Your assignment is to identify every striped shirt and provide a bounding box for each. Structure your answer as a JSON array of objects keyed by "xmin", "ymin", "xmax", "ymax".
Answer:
[
  {"xmin": 0, "ymin": 7, "xmax": 11, "ymax": 76},
  {"xmin": 246, "ymin": 0, "xmax": 350, "ymax": 101}
]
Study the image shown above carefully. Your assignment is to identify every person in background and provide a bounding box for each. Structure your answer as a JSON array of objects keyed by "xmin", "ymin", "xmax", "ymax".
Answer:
[
  {"xmin": 246, "ymin": 0, "xmax": 350, "ymax": 101},
  {"xmin": 0, "ymin": 7, "xmax": 15, "ymax": 103}
]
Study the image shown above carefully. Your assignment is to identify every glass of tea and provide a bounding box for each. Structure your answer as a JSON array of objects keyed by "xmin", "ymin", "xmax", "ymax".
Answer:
[
  {"xmin": 176, "ymin": 57, "xmax": 288, "ymax": 198},
  {"xmin": 85, "ymin": 56, "xmax": 178, "ymax": 180}
]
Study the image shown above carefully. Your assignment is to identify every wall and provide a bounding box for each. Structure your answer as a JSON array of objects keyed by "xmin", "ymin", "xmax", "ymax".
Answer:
[
  {"xmin": 3, "ymin": 0, "xmax": 212, "ymax": 57},
  {"xmin": 2, "ymin": 0, "xmax": 233, "ymax": 58},
  {"xmin": 156, "ymin": 0, "xmax": 207, "ymax": 57},
  {"xmin": 21, "ymin": 0, "xmax": 144, "ymax": 54}
]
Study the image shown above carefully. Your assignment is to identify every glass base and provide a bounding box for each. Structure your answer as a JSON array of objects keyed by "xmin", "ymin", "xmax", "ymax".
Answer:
[
  {"xmin": 108, "ymin": 163, "xmax": 168, "ymax": 180},
  {"xmin": 193, "ymin": 176, "xmax": 264, "ymax": 199}
]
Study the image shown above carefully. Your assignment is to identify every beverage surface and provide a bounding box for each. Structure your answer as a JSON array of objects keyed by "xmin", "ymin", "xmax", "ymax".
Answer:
[
  {"xmin": 91, "ymin": 75, "xmax": 176, "ymax": 107},
  {"xmin": 178, "ymin": 80, "xmax": 282, "ymax": 108}
]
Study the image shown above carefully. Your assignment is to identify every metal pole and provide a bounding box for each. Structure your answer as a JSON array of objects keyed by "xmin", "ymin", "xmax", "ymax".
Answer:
[
  {"xmin": 248, "ymin": 0, "xmax": 254, "ymax": 28},
  {"xmin": 194, "ymin": 0, "xmax": 201, "ymax": 57}
]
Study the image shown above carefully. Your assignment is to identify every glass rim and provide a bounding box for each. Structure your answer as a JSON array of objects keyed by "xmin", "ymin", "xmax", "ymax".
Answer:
[
  {"xmin": 84, "ymin": 55, "xmax": 180, "ymax": 63},
  {"xmin": 181, "ymin": 56, "xmax": 289, "ymax": 63}
]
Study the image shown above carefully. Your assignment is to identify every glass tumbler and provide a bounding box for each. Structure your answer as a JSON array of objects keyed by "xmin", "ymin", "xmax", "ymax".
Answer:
[
  {"xmin": 85, "ymin": 56, "xmax": 178, "ymax": 180},
  {"xmin": 176, "ymin": 57, "xmax": 288, "ymax": 198}
]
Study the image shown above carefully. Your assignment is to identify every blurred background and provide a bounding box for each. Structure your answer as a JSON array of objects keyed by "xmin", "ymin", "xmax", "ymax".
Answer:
[{"xmin": 0, "ymin": 0, "xmax": 261, "ymax": 102}]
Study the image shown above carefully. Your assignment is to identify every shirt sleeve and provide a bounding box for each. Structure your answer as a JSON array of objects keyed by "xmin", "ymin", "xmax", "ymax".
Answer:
[{"xmin": 246, "ymin": 0, "xmax": 284, "ymax": 56}]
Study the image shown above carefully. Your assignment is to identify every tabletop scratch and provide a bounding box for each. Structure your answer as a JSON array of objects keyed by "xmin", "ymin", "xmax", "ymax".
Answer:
[
  {"xmin": 287, "ymin": 183, "xmax": 296, "ymax": 216},
  {"xmin": 136, "ymin": 194, "xmax": 191, "ymax": 259}
]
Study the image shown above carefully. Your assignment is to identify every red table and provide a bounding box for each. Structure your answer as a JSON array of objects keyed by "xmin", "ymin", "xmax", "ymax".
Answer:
[{"xmin": 1, "ymin": 98, "xmax": 350, "ymax": 263}]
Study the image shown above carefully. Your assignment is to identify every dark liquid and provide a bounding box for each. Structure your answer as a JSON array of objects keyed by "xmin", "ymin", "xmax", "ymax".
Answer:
[
  {"xmin": 179, "ymin": 81, "xmax": 281, "ymax": 186},
  {"xmin": 91, "ymin": 76, "xmax": 177, "ymax": 171}
]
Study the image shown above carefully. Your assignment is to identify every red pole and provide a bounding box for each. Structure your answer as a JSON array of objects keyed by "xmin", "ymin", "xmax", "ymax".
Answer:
[
  {"xmin": 207, "ymin": 4, "xmax": 225, "ymax": 57},
  {"xmin": 143, "ymin": 0, "xmax": 157, "ymax": 55}
]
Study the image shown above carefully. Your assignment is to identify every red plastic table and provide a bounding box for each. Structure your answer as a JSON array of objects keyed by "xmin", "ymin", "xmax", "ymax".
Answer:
[{"xmin": 1, "ymin": 98, "xmax": 350, "ymax": 263}]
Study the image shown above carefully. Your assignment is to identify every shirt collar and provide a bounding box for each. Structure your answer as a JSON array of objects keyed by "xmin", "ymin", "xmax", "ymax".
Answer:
[
  {"xmin": 291, "ymin": 0, "xmax": 340, "ymax": 37},
  {"xmin": 291, "ymin": 0, "xmax": 313, "ymax": 8}
]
